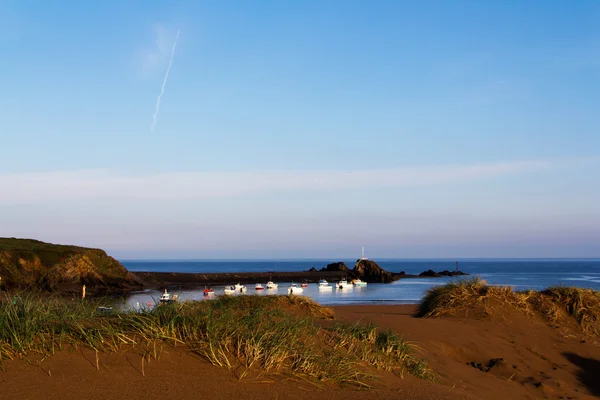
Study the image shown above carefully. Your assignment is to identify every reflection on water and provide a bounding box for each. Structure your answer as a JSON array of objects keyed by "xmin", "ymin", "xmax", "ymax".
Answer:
[{"xmin": 122, "ymin": 278, "xmax": 452, "ymax": 310}]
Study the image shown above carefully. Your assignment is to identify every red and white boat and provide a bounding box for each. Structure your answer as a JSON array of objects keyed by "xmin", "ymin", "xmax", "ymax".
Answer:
[
  {"xmin": 255, "ymin": 283, "xmax": 265, "ymax": 291},
  {"xmin": 203, "ymin": 288, "xmax": 215, "ymax": 296}
]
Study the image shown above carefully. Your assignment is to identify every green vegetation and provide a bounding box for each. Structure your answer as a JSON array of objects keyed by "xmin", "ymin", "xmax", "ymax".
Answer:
[
  {"xmin": 0, "ymin": 293, "xmax": 433, "ymax": 386},
  {"xmin": 0, "ymin": 237, "xmax": 135, "ymax": 291},
  {"xmin": 418, "ymin": 277, "xmax": 600, "ymax": 337},
  {"xmin": 0, "ymin": 238, "xmax": 101, "ymax": 253},
  {"xmin": 329, "ymin": 322, "xmax": 435, "ymax": 381}
]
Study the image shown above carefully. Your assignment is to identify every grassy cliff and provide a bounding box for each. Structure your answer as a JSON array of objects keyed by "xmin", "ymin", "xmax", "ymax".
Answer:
[{"xmin": 0, "ymin": 238, "xmax": 141, "ymax": 293}]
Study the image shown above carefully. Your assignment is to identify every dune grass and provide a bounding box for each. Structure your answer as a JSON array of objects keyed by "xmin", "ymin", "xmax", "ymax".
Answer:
[
  {"xmin": 417, "ymin": 277, "xmax": 600, "ymax": 337},
  {"xmin": 0, "ymin": 292, "xmax": 432, "ymax": 386},
  {"xmin": 416, "ymin": 277, "xmax": 529, "ymax": 318},
  {"xmin": 328, "ymin": 321, "xmax": 435, "ymax": 381},
  {"xmin": 536, "ymin": 286, "xmax": 600, "ymax": 336}
]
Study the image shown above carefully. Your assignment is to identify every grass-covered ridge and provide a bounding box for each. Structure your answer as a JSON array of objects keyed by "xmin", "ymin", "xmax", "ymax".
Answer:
[
  {"xmin": 418, "ymin": 277, "xmax": 600, "ymax": 337},
  {"xmin": 0, "ymin": 237, "xmax": 137, "ymax": 292},
  {"xmin": 0, "ymin": 293, "xmax": 433, "ymax": 386},
  {"xmin": 0, "ymin": 238, "xmax": 102, "ymax": 253}
]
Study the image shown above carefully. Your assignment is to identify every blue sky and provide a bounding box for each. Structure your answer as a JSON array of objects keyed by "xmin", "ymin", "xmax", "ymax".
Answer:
[{"xmin": 1, "ymin": 0, "xmax": 599, "ymax": 259}]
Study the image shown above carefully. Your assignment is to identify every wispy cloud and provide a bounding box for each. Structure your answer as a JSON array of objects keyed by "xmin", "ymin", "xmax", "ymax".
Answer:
[
  {"xmin": 140, "ymin": 25, "xmax": 179, "ymax": 76},
  {"xmin": 0, "ymin": 161, "xmax": 552, "ymax": 203}
]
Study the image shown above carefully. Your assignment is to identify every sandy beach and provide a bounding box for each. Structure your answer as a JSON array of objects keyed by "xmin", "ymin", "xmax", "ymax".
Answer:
[{"xmin": 1, "ymin": 303, "xmax": 599, "ymax": 400}]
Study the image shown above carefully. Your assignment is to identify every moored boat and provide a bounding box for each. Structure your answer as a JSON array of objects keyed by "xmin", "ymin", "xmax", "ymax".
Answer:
[
  {"xmin": 266, "ymin": 281, "xmax": 278, "ymax": 289},
  {"xmin": 255, "ymin": 283, "xmax": 265, "ymax": 291},
  {"xmin": 159, "ymin": 289, "xmax": 178, "ymax": 303},
  {"xmin": 352, "ymin": 279, "xmax": 368, "ymax": 287},
  {"xmin": 224, "ymin": 286, "xmax": 236, "ymax": 295},
  {"xmin": 318, "ymin": 279, "xmax": 332, "ymax": 290},
  {"xmin": 288, "ymin": 283, "xmax": 304, "ymax": 294},
  {"xmin": 203, "ymin": 287, "xmax": 215, "ymax": 296},
  {"xmin": 337, "ymin": 279, "xmax": 352, "ymax": 289}
]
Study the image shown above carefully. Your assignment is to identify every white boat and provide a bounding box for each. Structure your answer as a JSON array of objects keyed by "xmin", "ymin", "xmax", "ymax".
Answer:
[
  {"xmin": 239, "ymin": 285, "xmax": 247, "ymax": 293},
  {"xmin": 266, "ymin": 281, "xmax": 278, "ymax": 289},
  {"xmin": 224, "ymin": 286, "xmax": 236, "ymax": 295},
  {"xmin": 159, "ymin": 289, "xmax": 178, "ymax": 303},
  {"xmin": 255, "ymin": 283, "xmax": 265, "ymax": 291},
  {"xmin": 352, "ymin": 279, "xmax": 368, "ymax": 287},
  {"xmin": 337, "ymin": 279, "xmax": 352, "ymax": 289},
  {"xmin": 288, "ymin": 283, "xmax": 304, "ymax": 295},
  {"xmin": 318, "ymin": 279, "xmax": 332, "ymax": 290},
  {"xmin": 234, "ymin": 283, "xmax": 244, "ymax": 290}
]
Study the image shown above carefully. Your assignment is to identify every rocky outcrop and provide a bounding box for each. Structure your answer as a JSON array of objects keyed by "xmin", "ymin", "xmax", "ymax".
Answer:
[
  {"xmin": 352, "ymin": 259, "xmax": 395, "ymax": 283},
  {"xmin": 418, "ymin": 269, "xmax": 469, "ymax": 277},
  {"xmin": 314, "ymin": 260, "xmax": 396, "ymax": 283},
  {"xmin": 0, "ymin": 238, "xmax": 142, "ymax": 294},
  {"xmin": 320, "ymin": 262, "xmax": 350, "ymax": 272}
]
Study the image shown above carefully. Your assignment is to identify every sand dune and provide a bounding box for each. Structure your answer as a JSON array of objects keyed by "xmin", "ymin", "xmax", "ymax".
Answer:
[
  {"xmin": 1, "ymin": 304, "xmax": 599, "ymax": 399},
  {"xmin": 332, "ymin": 305, "xmax": 600, "ymax": 399}
]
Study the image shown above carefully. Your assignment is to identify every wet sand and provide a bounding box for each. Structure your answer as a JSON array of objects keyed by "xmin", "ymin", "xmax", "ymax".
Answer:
[{"xmin": 1, "ymin": 304, "xmax": 599, "ymax": 399}]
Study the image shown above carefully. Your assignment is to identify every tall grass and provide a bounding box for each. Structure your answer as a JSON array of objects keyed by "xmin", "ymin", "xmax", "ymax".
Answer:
[
  {"xmin": 537, "ymin": 286, "xmax": 600, "ymax": 336},
  {"xmin": 417, "ymin": 277, "xmax": 600, "ymax": 337},
  {"xmin": 0, "ymin": 292, "xmax": 432, "ymax": 386},
  {"xmin": 416, "ymin": 277, "xmax": 529, "ymax": 318},
  {"xmin": 329, "ymin": 322, "xmax": 436, "ymax": 381}
]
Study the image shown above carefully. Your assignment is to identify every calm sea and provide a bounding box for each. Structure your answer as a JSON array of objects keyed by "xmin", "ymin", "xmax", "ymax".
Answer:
[{"xmin": 121, "ymin": 259, "xmax": 600, "ymax": 307}]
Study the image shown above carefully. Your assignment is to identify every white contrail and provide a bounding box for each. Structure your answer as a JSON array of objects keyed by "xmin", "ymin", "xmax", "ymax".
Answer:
[{"xmin": 150, "ymin": 28, "xmax": 180, "ymax": 132}]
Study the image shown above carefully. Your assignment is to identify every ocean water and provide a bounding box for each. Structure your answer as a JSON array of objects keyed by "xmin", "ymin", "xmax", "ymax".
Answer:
[{"xmin": 121, "ymin": 259, "xmax": 600, "ymax": 308}]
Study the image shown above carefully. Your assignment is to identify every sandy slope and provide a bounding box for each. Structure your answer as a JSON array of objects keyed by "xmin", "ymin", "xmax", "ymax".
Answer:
[
  {"xmin": 0, "ymin": 347, "xmax": 466, "ymax": 400},
  {"xmin": 332, "ymin": 305, "xmax": 600, "ymax": 400},
  {"xmin": 1, "ymin": 304, "xmax": 599, "ymax": 399}
]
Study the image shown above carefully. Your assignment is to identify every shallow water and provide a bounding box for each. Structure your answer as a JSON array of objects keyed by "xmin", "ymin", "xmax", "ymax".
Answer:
[{"xmin": 120, "ymin": 259, "xmax": 600, "ymax": 308}]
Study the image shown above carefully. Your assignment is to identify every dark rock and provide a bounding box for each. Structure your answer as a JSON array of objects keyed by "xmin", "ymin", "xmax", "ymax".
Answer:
[
  {"xmin": 419, "ymin": 269, "xmax": 469, "ymax": 277},
  {"xmin": 468, "ymin": 358, "xmax": 504, "ymax": 372},
  {"xmin": 438, "ymin": 270, "xmax": 469, "ymax": 276},
  {"xmin": 307, "ymin": 267, "xmax": 318, "ymax": 272},
  {"xmin": 419, "ymin": 269, "xmax": 440, "ymax": 277},
  {"xmin": 321, "ymin": 262, "xmax": 350, "ymax": 272},
  {"xmin": 352, "ymin": 259, "xmax": 395, "ymax": 283}
]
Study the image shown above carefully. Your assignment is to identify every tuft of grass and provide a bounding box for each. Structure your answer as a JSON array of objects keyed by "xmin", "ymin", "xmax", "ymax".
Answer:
[
  {"xmin": 0, "ymin": 292, "xmax": 429, "ymax": 387},
  {"xmin": 416, "ymin": 277, "xmax": 528, "ymax": 318},
  {"xmin": 417, "ymin": 278, "xmax": 600, "ymax": 337},
  {"xmin": 537, "ymin": 286, "xmax": 600, "ymax": 336},
  {"xmin": 328, "ymin": 321, "xmax": 436, "ymax": 381}
]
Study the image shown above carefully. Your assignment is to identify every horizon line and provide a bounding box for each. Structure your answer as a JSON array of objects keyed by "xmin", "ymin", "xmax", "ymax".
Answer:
[{"xmin": 119, "ymin": 257, "xmax": 600, "ymax": 262}]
